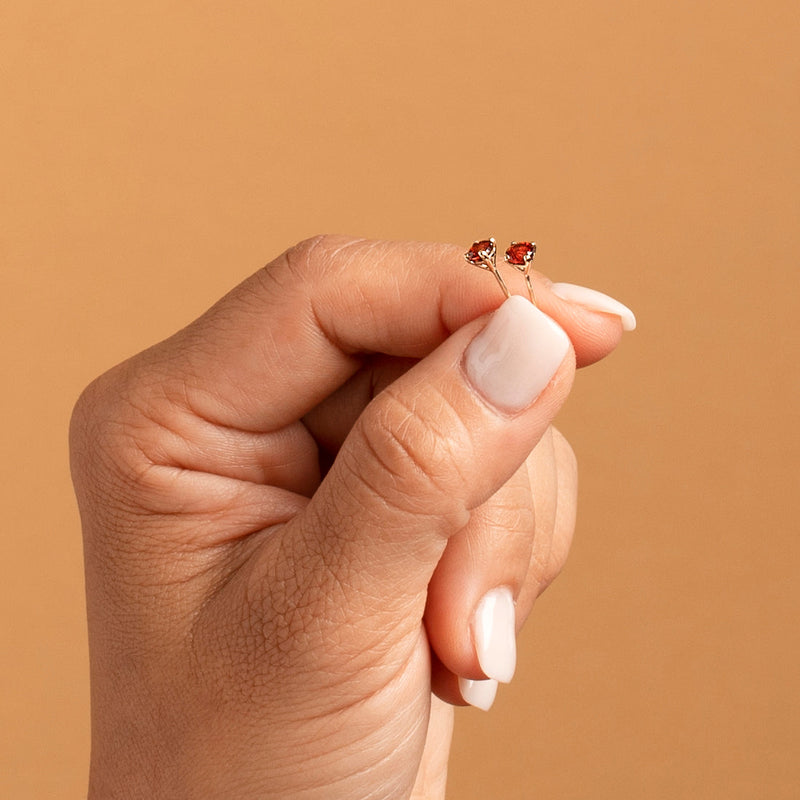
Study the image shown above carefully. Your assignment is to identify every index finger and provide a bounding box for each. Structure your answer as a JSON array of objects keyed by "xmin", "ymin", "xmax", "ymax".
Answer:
[{"xmin": 145, "ymin": 235, "xmax": 624, "ymax": 432}]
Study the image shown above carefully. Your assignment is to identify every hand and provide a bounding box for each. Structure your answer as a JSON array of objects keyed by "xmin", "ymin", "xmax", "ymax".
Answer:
[{"xmin": 70, "ymin": 236, "xmax": 630, "ymax": 799}]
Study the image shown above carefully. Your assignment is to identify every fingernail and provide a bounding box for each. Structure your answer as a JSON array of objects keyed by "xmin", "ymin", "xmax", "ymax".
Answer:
[
  {"xmin": 472, "ymin": 586, "xmax": 517, "ymax": 684},
  {"xmin": 550, "ymin": 283, "xmax": 637, "ymax": 331},
  {"xmin": 464, "ymin": 295, "xmax": 570, "ymax": 414},
  {"xmin": 458, "ymin": 677, "xmax": 499, "ymax": 711}
]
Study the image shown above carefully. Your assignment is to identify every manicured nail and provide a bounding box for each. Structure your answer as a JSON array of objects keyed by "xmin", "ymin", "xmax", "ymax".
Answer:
[
  {"xmin": 458, "ymin": 677, "xmax": 499, "ymax": 711},
  {"xmin": 464, "ymin": 295, "xmax": 570, "ymax": 414},
  {"xmin": 550, "ymin": 283, "xmax": 637, "ymax": 331},
  {"xmin": 472, "ymin": 587, "xmax": 517, "ymax": 683}
]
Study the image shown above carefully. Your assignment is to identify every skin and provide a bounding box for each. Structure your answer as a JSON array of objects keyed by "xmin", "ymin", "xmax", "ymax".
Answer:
[{"xmin": 69, "ymin": 236, "xmax": 624, "ymax": 799}]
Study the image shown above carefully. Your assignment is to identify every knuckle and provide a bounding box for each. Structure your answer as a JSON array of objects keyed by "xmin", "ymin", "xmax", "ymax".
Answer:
[
  {"xmin": 352, "ymin": 385, "xmax": 474, "ymax": 523},
  {"xmin": 70, "ymin": 366, "xmax": 137, "ymax": 482},
  {"xmin": 281, "ymin": 234, "xmax": 365, "ymax": 280},
  {"xmin": 257, "ymin": 235, "xmax": 369, "ymax": 316},
  {"xmin": 70, "ymin": 359, "xmax": 189, "ymax": 540}
]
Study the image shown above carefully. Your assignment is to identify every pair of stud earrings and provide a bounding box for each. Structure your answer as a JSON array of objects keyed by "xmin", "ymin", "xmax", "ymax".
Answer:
[{"xmin": 465, "ymin": 238, "xmax": 537, "ymax": 304}]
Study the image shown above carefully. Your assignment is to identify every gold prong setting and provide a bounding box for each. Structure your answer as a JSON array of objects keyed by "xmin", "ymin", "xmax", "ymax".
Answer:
[{"xmin": 465, "ymin": 238, "xmax": 538, "ymax": 304}]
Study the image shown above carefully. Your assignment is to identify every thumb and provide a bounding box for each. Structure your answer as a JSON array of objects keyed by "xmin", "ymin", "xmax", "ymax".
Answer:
[{"xmin": 292, "ymin": 295, "xmax": 574, "ymax": 623}]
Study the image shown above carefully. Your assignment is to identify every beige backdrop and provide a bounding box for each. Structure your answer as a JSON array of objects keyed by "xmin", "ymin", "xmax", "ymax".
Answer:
[{"xmin": 2, "ymin": 1, "xmax": 798, "ymax": 797}]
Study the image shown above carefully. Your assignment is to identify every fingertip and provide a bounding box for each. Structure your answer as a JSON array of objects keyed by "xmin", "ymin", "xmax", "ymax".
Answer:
[
  {"xmin": 534, "ymin": 285, "xmax": 628, "ymax": 368},
  {"xmin": 550, "ymin": 282, "xmax": 637, "ymax": 331},
  {"xmin": 572, "ymin": 312, "xmax": 625, "ymax": 369}
]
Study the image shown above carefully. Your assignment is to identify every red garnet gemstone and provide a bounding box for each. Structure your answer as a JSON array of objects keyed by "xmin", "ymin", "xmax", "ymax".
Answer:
[
  {"xmin": 465, "ymin": 239, "xmax": 496, "ymax": 264},
  {"xmin": 505, "ymin": 241, "xmax": 536, "ymax": 267}
]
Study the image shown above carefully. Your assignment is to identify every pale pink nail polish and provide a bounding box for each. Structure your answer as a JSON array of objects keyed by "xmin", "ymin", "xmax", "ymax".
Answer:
[
  {"xmin": 464, "ymin": 295, "xmax": 570, "ymax": 414},
  {"xmin": 472, "ymin": 587, "xmax": 517, "ymax": 684},
  {"xmin": 458, "ymin": 676, "xmax": 499, "ymax": 711}
]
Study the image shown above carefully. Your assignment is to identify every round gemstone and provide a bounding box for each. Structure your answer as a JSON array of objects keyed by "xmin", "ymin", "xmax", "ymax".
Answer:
[
  {"xmin": 505, "ymin": 241, "xmax": 536, "ymax": 266},
  {"xmin": 465, "ymin": 239, "xmax": 496, "ymax": 264}
]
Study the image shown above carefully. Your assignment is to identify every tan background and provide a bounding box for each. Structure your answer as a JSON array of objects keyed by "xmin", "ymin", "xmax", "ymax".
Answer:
[{"xmin": 2, "ymin": 1, "xmax": 798, "ymax": 797}]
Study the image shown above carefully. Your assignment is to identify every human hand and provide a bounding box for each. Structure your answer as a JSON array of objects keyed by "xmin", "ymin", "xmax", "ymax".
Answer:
[{"xmin": 70, "ymin": 236, "xmax": 633, "ymax": 799}]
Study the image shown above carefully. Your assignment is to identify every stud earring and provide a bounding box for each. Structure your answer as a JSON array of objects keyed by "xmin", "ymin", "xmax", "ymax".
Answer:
[
  {"xmin": 504, "ymin": 241, "xmax": 537, "ymax": 305},
  {"xmin": 465, "ymin": 238, "xmax": 510, "ymax": 299}
]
